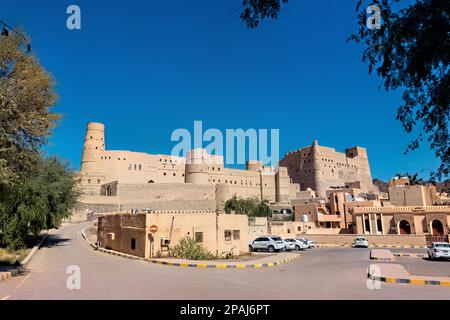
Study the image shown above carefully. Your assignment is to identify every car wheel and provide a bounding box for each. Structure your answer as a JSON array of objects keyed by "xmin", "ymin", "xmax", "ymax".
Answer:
[
  {"xmin": 268, "ymin": 245, "xmax": 275, "ymax": 253},
  {"xmin": 295, "ymin": 245, "xmax": 300, "ymax": 251}
]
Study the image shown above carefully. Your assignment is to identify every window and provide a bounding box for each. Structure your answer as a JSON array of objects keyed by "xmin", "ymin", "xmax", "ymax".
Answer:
[
  {"xmin": 139, "ymin": 164, "xmax": 142, "ymax": 171},
  {"xmin": 87, "ymin": 179, "xmax": 91, "ymax": 184},
  {"xmin": 131, "ymin": 238, "xmax": 136, "ymax": 250},
  {"xmin": 97, "ymin": 179, "xmax": 101, "ymax": 184},
  {"xmin": 163, "ymin": 172, "xmax": 167, "ymax": 176},
  {"xmin": 173, "ymin": 173, "xmax": 176, "ymax": 176},
  {"xmin": 195, "ymin": 232, "xmax": 203, "ymax": 243},
  {"xmin": 224, "ymin": 230, "xmax": 232, "ymax": 241},
  {"xmin": 134, "ymin": 164, "xmax": 137, "ymax": 170},
  {"xmin": 233, "ymin": 230, "xmax": 240, "ymax": 240}
]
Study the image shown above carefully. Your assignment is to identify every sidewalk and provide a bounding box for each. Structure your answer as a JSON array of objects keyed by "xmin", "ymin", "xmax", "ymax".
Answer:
[{"xmin": 368, "ymin": 263, "xmax": 450, "ymax": 287}]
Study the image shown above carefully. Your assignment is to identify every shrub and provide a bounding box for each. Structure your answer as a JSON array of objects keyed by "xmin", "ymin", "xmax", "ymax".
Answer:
[{"xmin": 171, "ymin": 236, "xmax": 216, "ymax": 260}]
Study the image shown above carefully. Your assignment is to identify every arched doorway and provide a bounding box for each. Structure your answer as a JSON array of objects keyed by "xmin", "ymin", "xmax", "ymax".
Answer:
[
  {"xmin": 148, "ymin": 180, "xmax": 155, "ymax": 183},
  {"xmin": 106, "ymin": 185, "xmax": 112, "ymax": 197},
  {"xmin": 431, "ymin": 220, "xmax": 444, "ymax": 236},
  {"xmin": 399, "ymin": 220, "xmax": 411, "ymax": 234}
]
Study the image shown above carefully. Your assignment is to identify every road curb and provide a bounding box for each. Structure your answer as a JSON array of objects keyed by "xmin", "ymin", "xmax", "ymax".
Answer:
[
  {"xmin": 81, "ymin": 225, "xmax": 99, "ymax": 250},
  {"xmin": 372, "ymin": 245, "xmax": 428, "ymax": 249},
  {"xmin": 0, "ymin": 268, "xmax": 20, "ymax": 282},
  {"xmin": 0, "ymin": 232, "xmax": 48, "ymax": 283},
  {"xmin": 148, "ymin": 254, "xmax": 301, "ymax": 269},
  {"xmin": 93, "ymin": 244, "xmax": 301, "ymax": 269},
  {"xmin": 315, "ymin": 244, "xmax": 427, "ymax": 249},
  {"xmin": 392, "ymin": 253, "xmax": 427, "ymax": 258},
  {"xmin": 21, "ymin": 232, "xmax": 48, "ymax": 267},
  {"xmin": 367, "ymin": 274, "xmax": 450, "ymax": 287}
]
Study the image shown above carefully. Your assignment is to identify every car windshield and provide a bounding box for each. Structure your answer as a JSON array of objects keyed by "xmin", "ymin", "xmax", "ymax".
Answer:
[
  {"xmin": 271, "ymin": 237, "xmax": 282, "ymax": 241},
  {"xmin": 435, "ymin": 243, "xmax": 450, "ymax": 248}
]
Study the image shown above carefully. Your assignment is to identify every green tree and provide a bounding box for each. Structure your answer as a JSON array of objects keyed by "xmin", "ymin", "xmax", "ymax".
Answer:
[
  {"xmin": 224, "ymin": 196, "xmax": 272, "ymax": 217},
  {"xmin": 348, "ymin": 0, "xmax": 449, "ymax": 180},
  {"xmin": 0, "ymin": 27, "xmax": 59, "ymax": 186},
  {"xmin": 0, "ymin": 157, "xmax": 79, "ymax": 249},
  {"xmin": 0, "ymin": 26, "xmax": 78, "ymax": 250},
  {"xmin": 252, "ymin": 199, "xmax": 272, "ymax": 217},
  {"xmin": 239, "ymin": 0, "xmax": 449, "ymax": 181},
  {"xmin": 240, "ymin": 0, "xmax": 289, "ymax": 29}
]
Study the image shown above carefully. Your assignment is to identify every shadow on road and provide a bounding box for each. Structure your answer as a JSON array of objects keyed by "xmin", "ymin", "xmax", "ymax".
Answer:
[{"xmin": 42, "ymin": 235, "xmax": 71, "ymax": 248}]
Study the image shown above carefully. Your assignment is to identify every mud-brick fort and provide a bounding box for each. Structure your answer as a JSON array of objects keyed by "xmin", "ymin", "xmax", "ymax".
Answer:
[
  {"xmin": 77, "ymin": 122, "xmax": 382, "ymax": 215},
  {"xmin": 75, "ymin": 122, "xmax": 450, "ymax": 258}
]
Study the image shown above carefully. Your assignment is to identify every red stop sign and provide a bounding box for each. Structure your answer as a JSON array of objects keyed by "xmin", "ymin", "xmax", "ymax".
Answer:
[{"xmin": 149, "ymin": 225, "xmax": 158, "ymax": 233}]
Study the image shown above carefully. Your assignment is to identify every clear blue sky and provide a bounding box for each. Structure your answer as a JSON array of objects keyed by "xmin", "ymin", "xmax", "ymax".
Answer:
[{"xmin": 3, "ymin": 0, "xmax": 440, "ymax": 181}]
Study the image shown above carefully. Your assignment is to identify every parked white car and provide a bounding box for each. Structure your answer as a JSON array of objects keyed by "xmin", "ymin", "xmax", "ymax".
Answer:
[
  {"xmin": 297, "ymin": 238, "xmax": 315, "ymax": 248},
  {"xmin": 428, "ymin": 242, "xmax": 450, "ymax": 260},
  {"xmin": 354, "ymin": 237, "xmax": 369, "ymax": 248},
  {"xmin": 284, "ymin": 238, "xmax": 308, "ymax": 251},
  {"xmin": 250, "ymin": 236, "xmax": 285, "ymax": 253}
]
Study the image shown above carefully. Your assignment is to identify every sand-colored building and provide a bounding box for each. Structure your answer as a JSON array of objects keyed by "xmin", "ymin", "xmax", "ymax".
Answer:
[
  {"xmin": 77, "ymin": 122, "xmax": 296, "ymax": 213},
  {"xmin": 352, "ymin": 205, "xmax": 450, "ymax": 236},
  {"xmin": 388, "ymin": 177, "xmax": 438, "ymax": 206},
  {"xmin": 97, "ymin": 212, "xmax": 249, "ymax": 258},
  {"xmin": 280, "ymin": 140, "xmax": 380, "ymax": 198}
]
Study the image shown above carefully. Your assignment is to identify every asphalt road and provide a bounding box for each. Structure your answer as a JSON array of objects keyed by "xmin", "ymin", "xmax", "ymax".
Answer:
[{"xmin": 1, "ymin": 222, "xmax": 450, "ymax": 300}]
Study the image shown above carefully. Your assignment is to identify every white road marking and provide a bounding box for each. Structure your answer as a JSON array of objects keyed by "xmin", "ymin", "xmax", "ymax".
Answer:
[
  {"xmin": 16, "ymin": 273, "xmax": 31, "ymax": 289},
  {"xmin": 1, "ymin": 295, "xmax": 11, "ymax": 300}
]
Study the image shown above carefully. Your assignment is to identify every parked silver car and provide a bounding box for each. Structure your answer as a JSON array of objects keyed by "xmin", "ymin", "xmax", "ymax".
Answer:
[
  {"xmin": 428, "ymin": 242, "xmax": 450, "ymax": 260},
  {"xmin": 250, "ymin": 236, "xmax": 285, "ymax": 253},
  {"xmin": 284, "ymin": 238, "xmax": 308, "ymax": 251},
  {"xmin": 297, "ymin": 238, "xmax": 315, "ymax": 248}
]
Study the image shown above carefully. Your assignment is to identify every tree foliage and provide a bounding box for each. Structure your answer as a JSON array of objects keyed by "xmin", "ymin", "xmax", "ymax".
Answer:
[
  {"xmin": 348, "ymin": 0, "xmax": 449, "ymax": 180},
  {"xmin": 238, "ymin": 0, "xmax": 449, "ymax": 181},
  {"xmin": 0, "ymin": 28, "xmax": 59, "ymax": 185},
  {"xmin": 0, "ymin": 27, "xmax": 78, "ymax": 249},
  {"xmin": 0, "ymin": 157, "xmax": 79, "ymax": 249},
  {"xmin": 224, "ymin": 195, "xmax": 272, "ymax": 217},
  {"xmin": 240, "ymin": 0, "xmax": 289, "ymax": 29}
]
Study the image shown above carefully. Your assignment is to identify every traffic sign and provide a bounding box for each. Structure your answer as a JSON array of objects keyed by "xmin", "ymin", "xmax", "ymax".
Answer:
[{"xmin": 149, "ymin": 225, "xmax": 158, "ymax": 233}]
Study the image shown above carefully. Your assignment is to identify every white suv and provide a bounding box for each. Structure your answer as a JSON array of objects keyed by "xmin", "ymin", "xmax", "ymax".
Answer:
[
  {"xmin": 428, "ymin": 242, "xmax": 450, "ymax": 260},
  {"xmin": 250, "ymin": 236, "xmax": 285, "ymax": 253},
  {"xmin": 354, "ymin": 237, "xmax": 369, "ymax": 248}
]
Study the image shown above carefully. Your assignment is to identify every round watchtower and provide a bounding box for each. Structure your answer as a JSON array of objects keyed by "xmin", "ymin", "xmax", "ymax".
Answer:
[
  {"xmin": 81, "ymin": 122, "xmax": 105, "ymax": 172},
  {"xmin": 184, "ymin": 149, "xmax": 210, "ymax": 184}
]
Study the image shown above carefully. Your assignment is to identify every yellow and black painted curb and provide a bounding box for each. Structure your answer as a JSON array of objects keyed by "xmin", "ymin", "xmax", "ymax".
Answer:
[
  {"xmin": 370, "ymin": 256, "xmax": 395, "ymax": 261},
  {"xmin": 392, "ymin": 253, "xmax": 427, "ymax": 258},
  {"xmin": 95, "ymin": 245, "xmax": 301, "ymax": 269},
  {"xmin": 315, "ymin": 244, "xmax": 427, "ymax": 249},
  {"xmin": 148, "ymin": 254, "xmax": 301, "ymax": 269},
  {"xmin": 0, "ymin": 268, "xmax": 20, "ymax": 282},
  {"xmin": 372, "ymin": 244, "xmax": 427, "ymax": 249},
  {"xmin": 368, "ymin": 274, "xmax": 450, "ymax": 287}
]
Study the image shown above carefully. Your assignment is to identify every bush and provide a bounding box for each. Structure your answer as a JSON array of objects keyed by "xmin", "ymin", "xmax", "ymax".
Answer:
[
  {"xmin": 224, "ymin": 196, "xmax": 272, "ymax": 217},
  {"xmin": 171, "ymin": 236, "xmax": 216, "ymax": 260}
]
